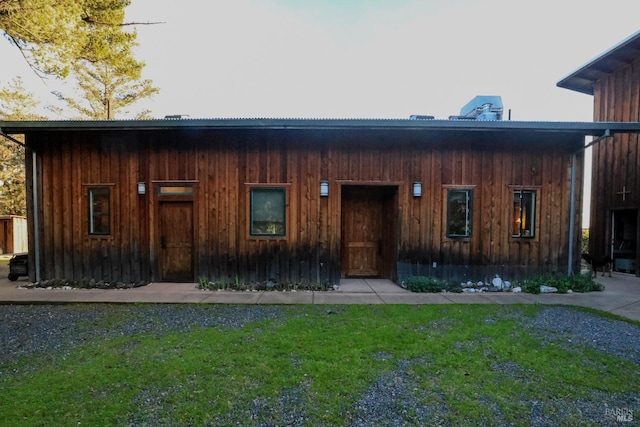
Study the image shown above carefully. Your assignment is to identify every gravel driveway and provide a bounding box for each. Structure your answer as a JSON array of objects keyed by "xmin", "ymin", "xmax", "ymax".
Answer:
[{"xmin": 1, "ymin": 304, "xmax": 639, "ymax": 426}]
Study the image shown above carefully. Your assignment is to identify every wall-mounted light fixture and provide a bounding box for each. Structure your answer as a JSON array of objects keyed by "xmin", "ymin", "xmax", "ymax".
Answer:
[
  {"xmin": 137, "ymin": 182, "xmax": 146, "ymax": 195},
  {"xmin": 320, "ymin": 180, "xmax": 329, "ymax": 197},
  {"xmin": 413, "ymin": 182, "xmax": 422, "ymax": 197}
]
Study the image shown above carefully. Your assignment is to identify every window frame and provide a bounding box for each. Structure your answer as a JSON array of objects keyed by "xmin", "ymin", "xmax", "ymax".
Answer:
[
  {"xmin": 88, "ymin": 187, "xmax": 111, "ymax": 236},
  {"xmin": 249, "ymin": 187, "xmax": 287, "ymax": 238},
  {"xmin": 446, "ymin": 188, "xmax": 473, "ymax": 238},
  {"xmin": 512, "ymin": 189, "xmax": 537, "ymax": 238}
]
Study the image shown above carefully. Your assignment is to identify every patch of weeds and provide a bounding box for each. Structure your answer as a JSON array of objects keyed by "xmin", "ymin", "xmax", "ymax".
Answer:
[
  {"xmin": 517, "ymin": 273, "xmax": 603, "ymax": 294},
  {"xmin": 403, "ymin": 276, "xmax": 462, "ymax": 293},
  {"xmin": 196, "ymin": 277, "xmax": 213, "ymax": 290}
]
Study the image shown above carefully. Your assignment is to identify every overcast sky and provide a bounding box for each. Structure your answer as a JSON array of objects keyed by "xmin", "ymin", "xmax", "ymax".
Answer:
[{"xmin": 1, "ymin": 0, "xmax": 639, "ymax": 121}]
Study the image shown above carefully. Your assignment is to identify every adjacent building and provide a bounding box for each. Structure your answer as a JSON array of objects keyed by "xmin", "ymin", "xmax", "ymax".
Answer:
[{"xmin": 558, "ymin": 29, "xmax": 640, "ymax": 275}]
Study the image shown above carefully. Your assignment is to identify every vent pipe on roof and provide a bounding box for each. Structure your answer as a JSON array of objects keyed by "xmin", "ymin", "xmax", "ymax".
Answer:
[
  {"xmin": 477, "ymin": 103, "xmax": 498, "ymax": 121},
  {"xmin": 451, "ymin": 96, "xmax": 504, "ymax": 121}
]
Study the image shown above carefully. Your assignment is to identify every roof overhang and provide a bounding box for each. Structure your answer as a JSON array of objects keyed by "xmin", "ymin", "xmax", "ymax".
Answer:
[
  {"xmin": 3, "ymin": 118, "xmax": 640, "ymax": 137},
  {"xmin": 557, "ymin": 29, "xmax": 640, "ymax": 95}
]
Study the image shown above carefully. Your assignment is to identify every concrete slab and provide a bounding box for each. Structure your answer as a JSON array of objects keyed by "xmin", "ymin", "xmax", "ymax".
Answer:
[
  {"xmin": 2, "ymin": 265, "xmax": 640, "ymax": 321},
  {"xmin": 610, "ymin": 301, "xmax": 640, "ymax": 321},
  {"xmin": 336, "ymin": 279, "xmax": 375, "ymax": 293},
  {"xmin": 366, "ymin": 279, "xmax": 409, "ymax": 294},
  {"xmin": 257, "ymin": 291, "xmax": 314, "ymax": 304},
  {"xmin": 472, "ymin": 293, "xmax": 539, "ymax": 304}
]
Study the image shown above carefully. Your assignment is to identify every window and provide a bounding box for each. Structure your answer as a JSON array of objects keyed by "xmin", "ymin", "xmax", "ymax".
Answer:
[
  {"xmin": 88, "ymin": 187, "xmax": 111, "ymax": 235},
  {"xmin": 447, "ymin": 189, "xmax": 473, "ymax": 237},
  {"xmin": 158, "ymin": 185, "xmax": 194, "ymax": 196},
  {"xmin": 513, "ymin": 190, "xmax": 536, "ymax": 237},
  {"xmin": 250, "ymin": 188, "xmax": 286, "ymax": 236}
]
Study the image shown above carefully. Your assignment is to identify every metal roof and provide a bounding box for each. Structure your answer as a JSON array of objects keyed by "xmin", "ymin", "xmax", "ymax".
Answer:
[
  {"xmin": 3, "ymin": 118, "xmax": 640, "ymax": 137},
  {"xmin": 557, "ymin": 29, "xmax": 640, "ymax": 95}
]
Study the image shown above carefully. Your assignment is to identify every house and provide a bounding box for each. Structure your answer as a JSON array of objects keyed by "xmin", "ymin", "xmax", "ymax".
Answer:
[
  {"xmin": 0, "ymin": 215, "xmax": 28, "ymax": 254},
  {"xmin": 558, "ymin": 29, "xmax": 640, "ymax": 275},
  {"xmin": 3, "ymin": 111, "xmax": 637, "ymax": 285}
]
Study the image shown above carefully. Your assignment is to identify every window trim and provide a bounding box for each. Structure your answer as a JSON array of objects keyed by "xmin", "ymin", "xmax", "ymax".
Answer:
[
  {"xmin": 446, "ymin": 188, "xmax": 473, "ymax": 238},
  {"xmin": 512, "ymin": 188, "xmax": 537, "ymax": 238},
  {"xmin": 88, "ymin": 187, "xmax": 111, "ymax": 236},
  {"xmin": 248, "ymin": 186, "xmax": 288, "ymax": 238}
]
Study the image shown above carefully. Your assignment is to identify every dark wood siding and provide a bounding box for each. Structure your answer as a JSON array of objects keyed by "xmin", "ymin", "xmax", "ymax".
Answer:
[
  {"xmin": 26, "ymin": 128, "xmax": 583, "ymax": 284},
  {"xmin": 590, "ymin": 56, "xmax": 640, "ymax": 269}
]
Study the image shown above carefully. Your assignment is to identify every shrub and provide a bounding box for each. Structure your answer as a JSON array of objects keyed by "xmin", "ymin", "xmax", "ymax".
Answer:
[
  {"xmin": 403, "ymin": 276, "xmax": 461, "ymax": 293},
  {"xmin": 516, "ymin": 273, "xmax": 603, "ymax": 294}
]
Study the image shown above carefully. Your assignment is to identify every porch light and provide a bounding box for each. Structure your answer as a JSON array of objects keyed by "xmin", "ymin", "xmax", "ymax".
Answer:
[
  {"xmin": 137, "ymin": 182, "xmax": 146, "ymax": 195},
  {"xmin": 413, "ymin": 182, "xmax": 422, "ymax": 197},
  {"xmin": 320, "ymin": 180, "xmax": 329, "ymax": 197}
]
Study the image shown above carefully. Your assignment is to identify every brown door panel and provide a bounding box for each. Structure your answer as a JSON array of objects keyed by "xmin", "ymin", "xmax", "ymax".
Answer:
[{"xmin": 159, "ymin": 202, "xmax": 194, "ymax": 281}]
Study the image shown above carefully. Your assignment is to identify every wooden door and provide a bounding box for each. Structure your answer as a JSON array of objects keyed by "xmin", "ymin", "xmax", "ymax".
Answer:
[
  {"xmin": 342, "ymin": 187, "xmax": 386, "ymax": 277},
  {"xmin": 159, "ymin": 201, "xmax": 194, "ymax": 281}
]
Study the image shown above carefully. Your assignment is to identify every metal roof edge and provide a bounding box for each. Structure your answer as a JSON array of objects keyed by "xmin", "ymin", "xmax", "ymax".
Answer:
[
  {"xmin": 557, "ymin": 29, "xmax": 640, "ymax": 95},
  {"xmin": 3, "ymin": 118, "xmax": 640, "ymax": 136}
]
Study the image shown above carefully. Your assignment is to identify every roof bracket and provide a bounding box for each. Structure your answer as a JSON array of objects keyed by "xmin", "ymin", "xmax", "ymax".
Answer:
[
  {"xmin": 0, "ymin": 128, "xmax": 28, "ymax": 149},
  {"xmin": 583, "ymin": 129, "xmax": 612, "ymax": 150}
]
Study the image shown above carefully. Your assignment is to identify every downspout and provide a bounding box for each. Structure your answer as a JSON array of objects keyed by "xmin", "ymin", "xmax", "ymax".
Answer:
[
  {"xmin": 31, "ymin": 151, "xmax": 41, "ymax": 282},
  {"xmin": 0, "ymin": 130, "xmax": 40, "ymax": 281},
  {"xmin": 568, "ymin": 153, "xmax": 577, "ymax": 276}
]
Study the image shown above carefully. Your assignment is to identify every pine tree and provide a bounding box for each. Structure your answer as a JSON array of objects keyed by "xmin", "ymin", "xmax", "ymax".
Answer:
[{"xmin": 0, "ymin": 77, "xmax": 46, "ymax": 215}]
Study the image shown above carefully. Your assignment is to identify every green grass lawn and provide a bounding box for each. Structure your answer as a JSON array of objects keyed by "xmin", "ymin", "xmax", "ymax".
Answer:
[{"xmin": 1, "ymin": 304, "xmax": 638, "ymax": 426}]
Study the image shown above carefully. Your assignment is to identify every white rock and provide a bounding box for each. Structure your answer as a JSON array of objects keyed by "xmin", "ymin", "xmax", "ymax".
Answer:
[
  {"xmin": 477, "ymin": 281, "xmax": 484, "ymax": 287},
  {"xmin": 503, "ymin": 281, "xmax": 511, "ymax": 290},
  {"xmin": 540, "ymin": 285, "xmax": 558, "ymax": 293},
  {"xmin": 567, "ymin": 289, "xmax": 573, "ymax": 293},
  {"xmin": 492, "ymin": 276, "xmax": 503, "ymax": 289},
  {"xmin": 462, "ymin": 288, "xmax": 476, "ymax": 293},
  {"xmin": 512, "ymin": 286, "xmax": 522, "ymax": 293}
]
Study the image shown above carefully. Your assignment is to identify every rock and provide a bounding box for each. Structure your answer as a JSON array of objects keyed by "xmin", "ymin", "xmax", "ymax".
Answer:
[
  {"xmin": 487, "ymin": 285, "xmax": 500, "ymax": 292},
  {"xmin": 462, "ymin": 288, "xmax": 476, "ymax": 293},
  {"xmin": 540, "ymin": 285, "xmax": 558, "ymax": 293},
  {"xmin": 567, "ymin": 289, "xmax": 573, "ymax": 293},
  {"xmin": 463, "ymin": 281, "xmax": 475, "ymax": 288},
  {"xmin": 512, "ymin": 286, "xmax": 522, "ymax": 293},
  {"xmin": 492, "ymin": 276, "xmax": 503, "ymax": 290},
  {"xmin": 503, "ymin": 281, "xmax": 511, "ymax": 290},
  {"xmin": 477, "ymin": 281, "xmax": 484, "ymax": 287}
]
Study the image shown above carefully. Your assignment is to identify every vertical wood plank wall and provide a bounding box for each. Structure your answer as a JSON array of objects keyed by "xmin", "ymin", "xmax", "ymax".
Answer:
[
  {"xmin": 591, "ymin": 56, "xmax": 640, "ymax": 258},
  {"xmin": 27, "ymin": 128, "xmax": 583, "ymax": 283}
]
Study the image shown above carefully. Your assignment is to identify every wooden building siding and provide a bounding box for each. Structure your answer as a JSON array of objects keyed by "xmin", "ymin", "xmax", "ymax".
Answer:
[
  {"xmin": 590, "ymin": 56, "xmax": 640, "ymax": 266},
  {"xmin": 25, "ymin": 128, "xmax": 583, "ymax": 284}
]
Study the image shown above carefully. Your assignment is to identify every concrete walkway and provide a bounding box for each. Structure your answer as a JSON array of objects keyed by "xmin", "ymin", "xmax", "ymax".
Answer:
[{"xmin": 1, "ymin": 267, "xmax": 640, "ymax": 321}]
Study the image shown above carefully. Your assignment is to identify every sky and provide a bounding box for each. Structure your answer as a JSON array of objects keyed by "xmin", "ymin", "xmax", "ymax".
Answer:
[
  {"xmin": 2, "ymin": 0, "xmax": 640, "ymax": 226},
  {"xmin": 2, "ymin": 0, "xmax": 639, "ymax": 121}
]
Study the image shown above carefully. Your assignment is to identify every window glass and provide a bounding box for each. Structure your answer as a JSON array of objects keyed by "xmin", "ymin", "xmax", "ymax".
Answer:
[
  {"xmin": 447, "ymin": 189, "xmax": 473, "ymax": 237},
  {"xmin": 89, "ymin": 187, "xmax": 110, "ymax": 235},
  {"xmin": 512, "ymin": 190, "xmax": 536, "ymax": 237},
  {"xmin": 158, "ymin": 185, "xmax": 194, "ymax": 196},
  {"xmin": 250, "ymin": 188, "xmax": 286, "ymax": 236}
]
